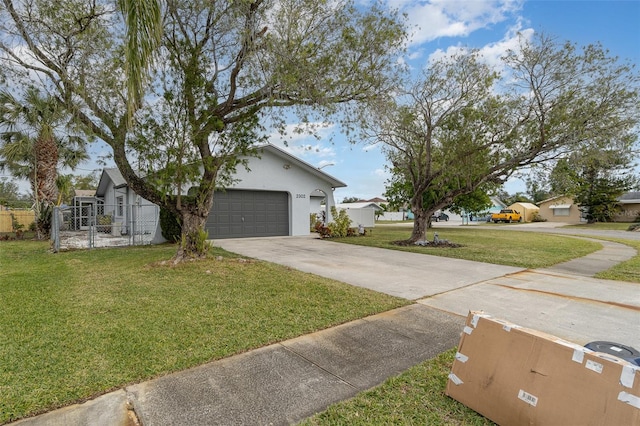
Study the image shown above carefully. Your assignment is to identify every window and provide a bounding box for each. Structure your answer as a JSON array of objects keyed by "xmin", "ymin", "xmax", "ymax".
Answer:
[
  {"xmin": 549, "ymin": 204, "xmax": 571, "ymax": 216},
  {"xmin": 117, "ymin": 196, "xmax": 124, "ymax": 216}
]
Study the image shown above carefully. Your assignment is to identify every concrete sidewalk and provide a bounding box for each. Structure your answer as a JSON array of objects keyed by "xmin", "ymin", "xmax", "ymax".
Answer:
[
  {"xmin": 10, "ymin": 233, "xmax": 639, "ymax": 425},
  {"xmin": 12, "ymin": 305, "xmax": 464, "ymax": 426}
]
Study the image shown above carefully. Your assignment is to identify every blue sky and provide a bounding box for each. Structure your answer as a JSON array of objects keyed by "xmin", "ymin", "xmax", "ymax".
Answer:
[{"xmin": 6, "ymin": 1, "xmax": 639, "ymax": 201}]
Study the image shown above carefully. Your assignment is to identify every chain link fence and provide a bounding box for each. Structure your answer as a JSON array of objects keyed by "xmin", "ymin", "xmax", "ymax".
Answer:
[{"xmin": 51, "ymin": 202, "xmax": 159, "ymax": 252}]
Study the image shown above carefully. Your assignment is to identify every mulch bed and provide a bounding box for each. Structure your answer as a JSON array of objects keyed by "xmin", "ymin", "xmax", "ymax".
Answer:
[{"xmin": 392, "ymin": 240, "xmax": 463, "ymax": 248}]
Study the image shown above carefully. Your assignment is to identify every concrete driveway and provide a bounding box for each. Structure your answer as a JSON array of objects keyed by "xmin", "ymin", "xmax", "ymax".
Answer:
[{"xmin": 215, "ymin": 233, "xmax": 640, "ymax": 349}]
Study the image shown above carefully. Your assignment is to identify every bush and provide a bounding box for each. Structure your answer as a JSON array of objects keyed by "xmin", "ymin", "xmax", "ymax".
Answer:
[
  {"xmin": 330, "ymin": 207, "xmax": 352, "ymax": 237},
  {"xmin": 531, "ymin": 212, "xmax": 547, "ymax": 222},
  {"xmin": 160, "ymin": 207, "xmax": 182, "ymax": 242},
  {"xmin": 96, "ymin": 214, "xmax": 112, "ymax": 233}
]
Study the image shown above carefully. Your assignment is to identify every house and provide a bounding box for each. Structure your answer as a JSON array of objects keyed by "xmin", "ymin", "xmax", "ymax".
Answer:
[
  {"xmin": 91, "ymin": 144, "xmax": 346, "ymax": 241},
  {"xmin": 507, "ymin": 202, "xmax": 540, "ymax": 223},
  {"xmin": 538, "ymin": 196, "xmax": 583, "ymax": 224},
  {"xmin": 615, "ymin": 192, "xmax": 640, "ymax": 222}
]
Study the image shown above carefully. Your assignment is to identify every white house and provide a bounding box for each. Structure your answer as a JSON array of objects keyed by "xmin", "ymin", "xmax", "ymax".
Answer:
[{"xmin": 93, "ymin": 144, "xmax": 346, "ymax": 241}]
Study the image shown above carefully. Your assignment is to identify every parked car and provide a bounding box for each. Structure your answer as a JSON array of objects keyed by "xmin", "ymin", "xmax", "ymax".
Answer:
[
  {"xmin": 491, "ymin": 209, "xmax": 522, "ymax": 223},
  {"xmin": 431, "ymin": 212, "xmax": 449, "ymax": 222}
]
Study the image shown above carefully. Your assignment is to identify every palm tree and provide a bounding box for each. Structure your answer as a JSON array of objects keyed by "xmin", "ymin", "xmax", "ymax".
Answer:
[
  {"xmin": 0, "ymin": 88, "xmax": 89, "ymax": 239},
  {"xmin": 119, "ymin": 0, "xmax": 162, "ymax": 122}
]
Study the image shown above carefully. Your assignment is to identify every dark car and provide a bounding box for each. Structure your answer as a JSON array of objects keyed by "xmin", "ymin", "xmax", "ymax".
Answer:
[{"xmin": 431, "ymin": 212, "xmax": 449, "ymax": 222}]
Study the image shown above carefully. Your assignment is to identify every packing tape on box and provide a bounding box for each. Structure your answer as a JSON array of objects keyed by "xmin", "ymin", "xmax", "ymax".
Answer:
[
  {"xmin": 455, "ymin": 352, "xmax": 469, "ymax": 363},
  {"xmin": 448, "ymin": 373, "xmax": 463, "ymax": 385},
  {"xmin": 620, "ymin": 365, "xmax": 638, "ymax": 389},
  {"xmin": 471, "ymin": 314, "xmax": 481, "ymax": 328},
  {"xmin": 617, "ymin": 391, "xmax": 640, "ymax": 409}
]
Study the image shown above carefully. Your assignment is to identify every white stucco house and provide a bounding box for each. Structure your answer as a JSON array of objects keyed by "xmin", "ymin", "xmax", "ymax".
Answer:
[{"xmin": 91, "ymin": 144, "xmax": 346, "ymax": 241}]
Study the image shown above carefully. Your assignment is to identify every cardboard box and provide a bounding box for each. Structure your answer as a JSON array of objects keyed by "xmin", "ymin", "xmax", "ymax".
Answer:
[{"xmin": 446, "ymin": 311, "xmax": 640, "ymax": 425}]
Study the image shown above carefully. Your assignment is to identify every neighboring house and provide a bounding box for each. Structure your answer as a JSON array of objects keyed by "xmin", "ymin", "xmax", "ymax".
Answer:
[
  {"xmin": 538, "ymin": 196, "xmax": 583, "ymax": 224},
  {"xmin": 507, "ymin": 202, "xmax": 540, "ymax": 223},
  {"xmin": 615, "ymin": 192, "xmax": 640, "ymax": 223},
  {"xmin": 335, "ymin": 202, "xmax": 383, "ymax": 228},
  {"xmin": 487, "ymin": 196, "xmax": 507, "ymax": 214},
  {"xmin": 91, "ymin": 144, "xmax": 346, "ymax": 241}
]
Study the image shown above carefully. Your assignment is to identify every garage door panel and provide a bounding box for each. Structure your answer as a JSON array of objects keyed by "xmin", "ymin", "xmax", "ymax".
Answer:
[{"xmin": 205, "ymin": 190, "xmax": 289, "ymax": 239}]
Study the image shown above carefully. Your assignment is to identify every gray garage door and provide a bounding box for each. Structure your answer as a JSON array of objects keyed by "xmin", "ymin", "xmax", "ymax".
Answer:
[{"xmin": 205, "ymin": 190, "xmax": 289, "ymax": 239}]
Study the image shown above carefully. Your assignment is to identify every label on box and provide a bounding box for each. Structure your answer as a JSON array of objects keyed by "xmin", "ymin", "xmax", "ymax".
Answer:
[
  {"xmin": 586, "ymin": 360, "xmax": 604, "ymax": 374},
  {"xmin": 518, "ymin": 389, "xmax": 539, "ymax": 407}
]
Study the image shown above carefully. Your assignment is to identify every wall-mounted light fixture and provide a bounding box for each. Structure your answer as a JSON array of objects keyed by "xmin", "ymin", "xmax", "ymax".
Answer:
[{"xmin": 283, "ymin": 163, "xmax": 291, "ymax": 170}]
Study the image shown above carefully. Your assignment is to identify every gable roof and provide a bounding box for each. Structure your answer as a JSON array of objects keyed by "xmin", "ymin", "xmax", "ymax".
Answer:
[
  {"xmin": 509, "ymin": 202, "xmax": 539, "ymax": 209},
  {"xmin": 256, "ymin": 144, "xmax": 346, "ymax": 189},
  {"xmin": 336, "ymin": 202, "xmax": 383, "ymax": 210},
  {"xmin": 619, "ymin": 191, "xmax": 640, "ymax": 203},
  {"xmin": 360, "ymin": 197, "xmax": 387, "ymax": 203},
  {"xmin": 96, "ymin": 168, "xmax": 127, "ymax": 197},
  {"xmin": 74, "ymin": 189, "xmax": 96, "ymax": 197}
]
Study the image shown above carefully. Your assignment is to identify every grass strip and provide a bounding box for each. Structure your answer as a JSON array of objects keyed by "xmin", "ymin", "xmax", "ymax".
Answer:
[
  {"xmin": 331, "ymin": 225, "xmax": 602, "ymax": 269},
  {"xmin": 301, "ymin": 348, "xmax": 494, "ymax": 426}
]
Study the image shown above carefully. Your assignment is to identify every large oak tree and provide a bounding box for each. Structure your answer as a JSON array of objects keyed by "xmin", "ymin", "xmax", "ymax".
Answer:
[
  {"xmin": 362, "ymin": 34, "xmax": 639, "ymax": 242},
  {"xmin": 0, "ymin": 0, "xmax": 406, "ymax": 259}
]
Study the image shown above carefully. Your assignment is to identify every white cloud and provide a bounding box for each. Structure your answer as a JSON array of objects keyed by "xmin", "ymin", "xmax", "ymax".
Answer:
[
  {"xmin": 403, "ymin": 0, "xmax": 525, "ymax": 48},
  {"xmin": 266, "ymin": 121, "xmax": 337, "ymax": 164},
  {"xmin": 426, "ymin": 23, "xmax": 535, "ymax": 74}
]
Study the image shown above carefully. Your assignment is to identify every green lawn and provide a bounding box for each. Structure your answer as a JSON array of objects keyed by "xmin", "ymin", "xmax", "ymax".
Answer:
[
  {"xmin": 335, "ymin": 225, "xmax": 603, "ymax": 269},
  {"xmin": 0, "ymin": 241, "xmax": 407, "ymax": 424}
]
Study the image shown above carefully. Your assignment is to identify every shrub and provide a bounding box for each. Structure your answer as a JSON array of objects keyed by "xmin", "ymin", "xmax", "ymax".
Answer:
[
  {"xmin": 531, "ymin": 212, "xmax": 547, "ymax": 222},
  {"xmin": 160, "ymin": 207, "xmax": 182, "ymax": 242},
  {"xmin": 96, "ymin": 214, "xmax": 112, "ymax": 233},
  {"xmin": 330, "ymin": 207, "xmax": 352, "ymax": 237}
]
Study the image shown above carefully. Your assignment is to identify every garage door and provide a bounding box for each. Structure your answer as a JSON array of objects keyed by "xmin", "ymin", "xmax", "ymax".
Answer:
[{"xmin": 205, "ymin": 190, "xmax": 289, "ymax": 239}]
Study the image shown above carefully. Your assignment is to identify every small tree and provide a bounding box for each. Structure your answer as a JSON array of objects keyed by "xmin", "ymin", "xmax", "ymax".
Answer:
[{"xmin": 548, "ymin": 143, "xmax": 637, "ymax": 223}]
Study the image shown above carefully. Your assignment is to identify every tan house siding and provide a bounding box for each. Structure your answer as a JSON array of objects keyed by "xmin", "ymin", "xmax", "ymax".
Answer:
[
  {"xmin": 538, "ymin": 196, "xmax": 582, "ymax": 224},
  {"xmin": 614, "ymin": 192, "xmax": 640, "ymax": 222}
]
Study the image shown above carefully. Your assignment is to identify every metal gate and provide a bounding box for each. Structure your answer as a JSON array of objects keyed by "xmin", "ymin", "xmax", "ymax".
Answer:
[{"xmin": 51, "ymin": 202, "xmax": 159, "ymax": 252}]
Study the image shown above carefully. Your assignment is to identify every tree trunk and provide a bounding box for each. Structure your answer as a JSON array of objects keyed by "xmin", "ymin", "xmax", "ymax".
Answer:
[
  {"xmin": 172, "ymin": 209, "xmax": 211, "ymax": 263},
  {"xmin": 34, "ymin": 135, "xmax": 59, "ymax": 240},
  {"xmin": 408, "ymin": 204, "xmax": 429, "ymax": 243}
]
